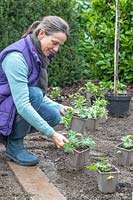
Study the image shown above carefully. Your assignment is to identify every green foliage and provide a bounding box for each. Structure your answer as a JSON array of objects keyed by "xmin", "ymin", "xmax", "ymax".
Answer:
[
  {"xmin": 87, "ymin": 157, "xmax": 112, "ymax": 172},
  {"xmin": 99, "ymin": 81, "xmax": 114, "ymax": 92},
  {"xmin": 63, "ymin": 130, "xmax": 96, "ymax": 153},
  {"xmin": 73, "ymin": 103, "xmax": 107, "ymax": 119},
  {"xmin": 72, "ymin": 95, "xmax": 86, "ymax": 109},
  {"xmin": 84, "ymin": 81, "xmax": 104, "ymax": 98},
  {"xmin": 49, "ymin": 86, "xmax": 61, "ymax": 100},
  {"xmin": 121, "ymin": 135, "xmax": 133, "ymax": 149},
  {"xmin": 87, "ymin": 104, "xmax": 107, "ymax": 119},
  {"xmin": 93, "ymin": 98, "xmax": 107, "ymax": 108},
  {"xmin": 100, "ymin": 80, "xmax": 127, "ymax": 94},
  {"xmin": 69, "ymin": 90, "xmax": 108, "ymax": 120},
  {"xmin": 61, "ymin": 108, "xmax": 74, "ymax": 129},
  {"xmin": 0, "ymin": 0, "xmax": 84, "ymax": 86},
  {"xmin": 76, "ymin": 0, "xmax": 133, "ymax": 83},
  {"xmin": 74, "ymin": 106, "xmax": 90, "ymax": 119}
]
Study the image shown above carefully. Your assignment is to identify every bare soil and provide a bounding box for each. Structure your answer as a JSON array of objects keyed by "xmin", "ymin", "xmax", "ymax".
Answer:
[{"xmin": 0, "ymin": 84, "xmax": 133, "ymax": 200}]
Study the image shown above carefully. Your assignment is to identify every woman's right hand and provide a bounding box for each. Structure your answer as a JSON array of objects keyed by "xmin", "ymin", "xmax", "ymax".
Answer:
[{"xmin": 51, "ymin": 132, "xmax": 68, "ymax": 149}]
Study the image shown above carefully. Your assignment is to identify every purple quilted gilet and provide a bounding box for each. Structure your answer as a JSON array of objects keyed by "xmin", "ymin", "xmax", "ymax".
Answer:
[{"xmin": 0, "ymin": 35, "xmax": 42, "ymax": 135}]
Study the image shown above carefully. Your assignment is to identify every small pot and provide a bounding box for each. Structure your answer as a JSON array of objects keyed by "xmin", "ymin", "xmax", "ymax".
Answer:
[
  {"xmin": 97, "ymin": 115, "xmax": 108, "ymax": 124},
  {"xmin": 68, "ymin": 147, "xmax": 90, "ymax": 169},
  {"xmin": 71, "ymin": 116, "xmax": 86, "ymax": 134},
  {"xmin": 97, "ymin": 165, "xmax": 120, "ymax": 193},
  {"xmin": 116, "ymin": 143, "xmax": 133, "ymax": 166},
  {"xmin": 85, "ymin": 92, "xmax": 93, "ymax": 106},
  {"xmin": 85, "ymin": 118, "xmax": 98, "ymax": 132}
]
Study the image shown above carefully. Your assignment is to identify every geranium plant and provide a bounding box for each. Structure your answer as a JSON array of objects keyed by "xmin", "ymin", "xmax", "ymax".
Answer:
[
  {"xmin": 73, "ymin": 99, "xmax": 107, "ymax": 120},
  {"xmin": 87, "ymin": 105, "xmax": 107, "ymax": 119},
  {"xmin": 61, "ymin": 108, "xmax": 74, "ymax": 129},
  {"xmin": 84, "ymin": 81, "xmax": 104, "ymax": 99},
  {"xmin": 49, "ymin": 86, "xmax": 62, "ymax": 100},
  {"xmin": 87, "ymin": 157, "xmax": 112, "ymax": 172},
  {"xmin": 87, "ymin": 157, "xmax": 120, "ymax": 193},
  {"xmin": 72, "ymin": 95, "xmax": 86, "ymax": 109},
  {"xmin": 63, "ymin": 130, "xmax": 96, "ymax": 153},
  {"xmin": 116, "ymin": 135, "xmax": 133, "ymax": 166},
  {"xmin": 121, "ymin": 135, "xmax": 133, "ymax": 149}
]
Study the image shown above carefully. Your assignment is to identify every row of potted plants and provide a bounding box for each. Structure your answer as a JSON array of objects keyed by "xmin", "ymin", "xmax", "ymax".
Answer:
[
  {"xmin": 63, "ymin": 133, "xmax": 133, "ymax": 194},
  {"xmin": 50, "ymin": 85, "xmax": 132, "ymax": 194},
  {"xmin": 83, "ymin": 80, "xmax": 131, "ymax": 117},
  {"xmin": 49, "ymin": 78, "xmax": 131, "ymax": 119},
  {"xmin": 63, "ymin": 130, "xmax": 96, "ymax": 169},
  {"xmin": 62, "ymin": 97, "xmax": 108, "ymax": 133}
]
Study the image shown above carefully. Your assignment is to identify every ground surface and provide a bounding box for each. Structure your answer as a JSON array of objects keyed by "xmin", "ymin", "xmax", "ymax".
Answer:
[{"xmin": 0, "ymin": 84, "xmax": 133, "ymax": 200}]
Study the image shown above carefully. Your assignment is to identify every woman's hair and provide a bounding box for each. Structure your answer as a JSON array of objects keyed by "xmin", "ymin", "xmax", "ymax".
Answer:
[{"xmin": 22, "ymin": 16, "xmax": 69, "ymax": 38}]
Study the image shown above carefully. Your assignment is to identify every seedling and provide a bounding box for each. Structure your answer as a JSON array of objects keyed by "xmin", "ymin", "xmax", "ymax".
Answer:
[
  {"xmin": 84, "ymin": 81, "xmax": 104, "ymax": 98},
  {"xmin": 49, "ymin": 86, "xmax": 62, "ymax": 100},
  {"xmin": 87, "ymin": 104, "xmax": 107, "ymax": 119},
  {"xmin": 87, "ymin": 157, "xmax": 112, "ymax": 172},
  {"xmin": 116, "ymin": 135, "xmax": 133, "ymax": 166},
  {"xmin": 121, "ymin": 135, "xmax": 133, "ymax": 149},
  {"xmin": 73, "ymin": 102, "xmax": 107, "ymax": 120},
  {"xmin": 63, "ymin": 130, "xmax": 96, "ymax": 153},
  {"xmin": 93, "ymin": 98, "xmax": 107, "ymax": 108},
  {"xmin": 61, "ymin": 108, "xmax": 74, "ymax": 129},
  {"xmin": 72, "ymin": 95, "xmax": 86, "ymax": 109}
]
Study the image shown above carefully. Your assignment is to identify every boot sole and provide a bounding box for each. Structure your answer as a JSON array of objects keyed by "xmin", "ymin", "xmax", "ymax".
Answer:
[{"xmin": 6, "ymin": 153, "xmax": 38, "ymax": 166}]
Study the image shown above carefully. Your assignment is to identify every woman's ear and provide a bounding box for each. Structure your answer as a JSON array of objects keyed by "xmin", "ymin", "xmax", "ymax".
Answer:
[{"xmin": 38, "ymin": 29, "xmax": 45, "ymax": 40}]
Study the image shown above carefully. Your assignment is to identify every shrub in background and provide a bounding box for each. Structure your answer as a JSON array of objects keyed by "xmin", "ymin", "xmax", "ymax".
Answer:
[
  {"xmin": 0, "ymin": 0, "xmax": 84, "ymax": 86},
  {"xmin": 76, "ymin": 0, "xmax": 133, "ymax": 83}
]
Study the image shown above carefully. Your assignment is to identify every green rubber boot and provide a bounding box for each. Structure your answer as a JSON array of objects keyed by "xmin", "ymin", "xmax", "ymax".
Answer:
[{"xmin": 6, "ymin": 137, "xmax": 38, "ymax": 166}]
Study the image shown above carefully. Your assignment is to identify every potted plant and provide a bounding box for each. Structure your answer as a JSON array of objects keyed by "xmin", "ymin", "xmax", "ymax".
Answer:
[
  {"xmin": 70, "ymin": 95, "xmax": 88, "ymax": 133},
  {"xmin": 84, "ymin": 81, "xmax": 104, "ymax": 106},
  {"xmin": 49, "ymin": 86, "xmax": 63, "ymax": 103},
  {"xmin": 61, "ymin": 108, "xmax": 74, "ymax": 129},
  {"xmin": 87, "ymin": 157, "xmax": 120, "ymax": 193},
  {"xmin": 85, "ymin": 101, "xmax": 108, "ymax": 132},
  {"xmin": 63, "ymin": 130, "xmax": 96, "ymax": 169},
  {"xmin": 93, "ymin": 98, "xmax": 108, "ymax": 124},
  {"xmin": 70, "ymin": 98, "xmax": 108, "ymax": 133},
  {"xmin": 66, "ymin": 95, "xmax": 108, "ymax": 133},
  {"xmin": 99, "ymin": 81, "xmax": 114, "ymax": 94},
  {"xmin": 71, "ymin": 106, "xmax": 89, "ymax": 133},
  {"xmin": 105, "ymin": 81, "xmax": 131, "ymax": 117},
  {"xmin": 105, "ymin": 0, "xmax": 131, "ymax": 118},
  {"xmin": 116, "ymin": 135, "xmax": 133, "ymax": 166}
]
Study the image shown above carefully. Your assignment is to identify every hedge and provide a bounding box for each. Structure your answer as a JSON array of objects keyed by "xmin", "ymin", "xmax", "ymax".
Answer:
[{"xmin": 0, "ymin": 0, "xmax": 84, "ymax": 86}]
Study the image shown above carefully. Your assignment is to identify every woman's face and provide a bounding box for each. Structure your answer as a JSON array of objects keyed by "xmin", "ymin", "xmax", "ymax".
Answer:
[{"xmin": 38, "ymin": 29, "xmax": 67, "ymax": 57}]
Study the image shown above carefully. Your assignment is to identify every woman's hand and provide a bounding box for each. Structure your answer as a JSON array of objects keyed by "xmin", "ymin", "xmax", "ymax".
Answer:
[
  {"xmin": 60, "ymin": 106, "xmax": 73, "ymax": 116},
  {"xmin": 51, "ymin": 132, "xmax": 68, "ymax": 148}
]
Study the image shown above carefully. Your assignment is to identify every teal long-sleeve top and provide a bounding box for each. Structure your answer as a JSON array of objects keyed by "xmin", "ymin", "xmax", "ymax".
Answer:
[{"xmin": 2, "ymin": 52, "xmax": 63, "ymax": 137}]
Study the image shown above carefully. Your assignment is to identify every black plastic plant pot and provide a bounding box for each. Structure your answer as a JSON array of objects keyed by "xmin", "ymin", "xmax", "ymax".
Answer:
[{"xmin": 105, "ymin": 94, "xmax": 131, "ymax": 117}]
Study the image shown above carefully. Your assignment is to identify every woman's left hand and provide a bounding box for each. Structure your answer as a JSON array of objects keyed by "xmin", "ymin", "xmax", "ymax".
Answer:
[{"xmin": 60, "ymin": 106, "xmax": 73, "ymax": 116}]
